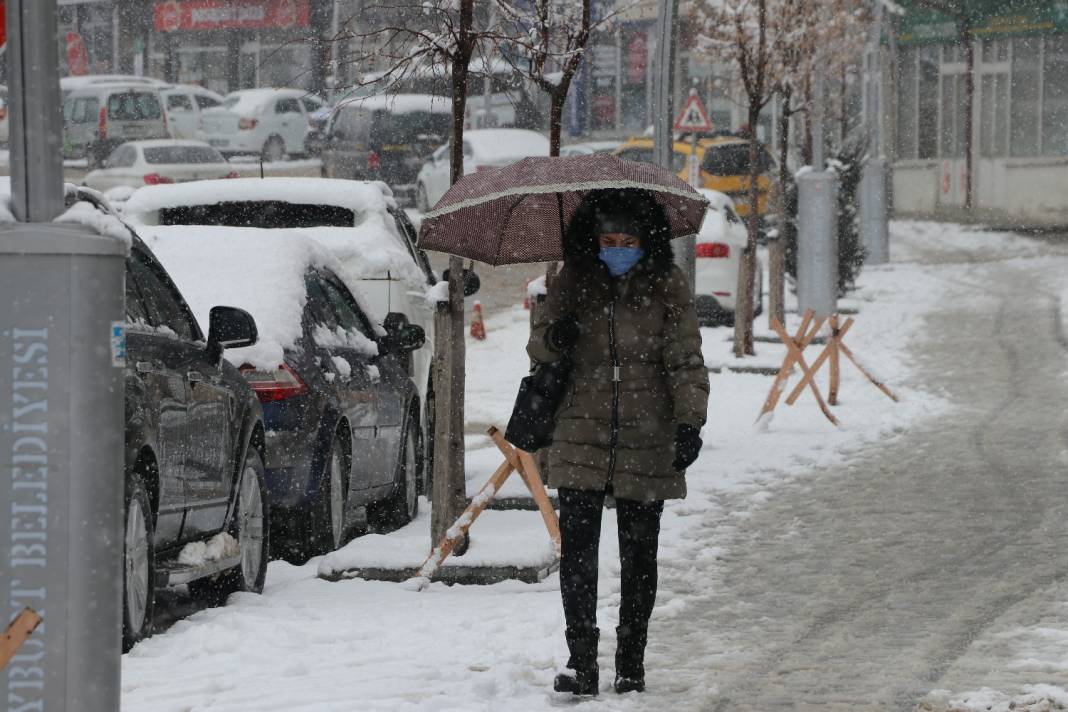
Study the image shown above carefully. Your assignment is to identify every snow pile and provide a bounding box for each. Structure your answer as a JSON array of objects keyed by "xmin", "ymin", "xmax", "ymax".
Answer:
[
  {"xmin": 295, "ymin": 224, "xmax": 426, "ymax": 290},
  {"xmin": 920, "ymin": 686, "xmax": 1068, "ymax": 711},
  {"xmin": 178, "ymin": 533, "xmax": 239, "ymax": 567},
  {"xmin": 425, "ymin": 280, "xmax": 449, "ymax": 305},
  {"xmin": 54, "ymin": 200, "xmax": 133, "ymax": 245},
  {"xmin": 140, "ymin": 224, "xmax": 365, "ymax": 369},
  {"xmin": 123, "ymin": 177, "xmax": 395, "ymax": 223}
]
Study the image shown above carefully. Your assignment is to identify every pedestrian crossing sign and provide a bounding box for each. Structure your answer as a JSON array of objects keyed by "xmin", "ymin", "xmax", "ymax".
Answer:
[{"xmin": 674, "ymin": 90, "xmax": 713, "ymax": 132}]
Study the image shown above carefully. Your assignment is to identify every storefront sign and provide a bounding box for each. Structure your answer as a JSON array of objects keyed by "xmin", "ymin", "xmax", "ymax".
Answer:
[
  {"xmin": 153, "ymin": 0, "xmax": 310, "ymax": 32},
  {"xmin": 896, "ymin": 0, "xmax": 1068, "ymax": 44},
  {"xmin": 66, "ymin": 32, "xmax": 89, "ymax": 76}
]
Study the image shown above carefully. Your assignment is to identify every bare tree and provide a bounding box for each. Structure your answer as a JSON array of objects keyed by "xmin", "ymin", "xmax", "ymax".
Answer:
[
  {"xmin": 692, "ymin": 0, "xmax": 794, "ymax": 356},
  {"xmin": 347, "ymin": 1, "xmax": 510, "ymax": 552}
]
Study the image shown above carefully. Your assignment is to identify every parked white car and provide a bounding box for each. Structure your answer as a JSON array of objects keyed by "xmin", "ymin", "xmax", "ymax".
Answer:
[
  {"xmin": 82, "ymin": 140, "xmax": 236, "ymax": 191},
  {"xmin": 123, "ymin": 177, "xmax": 446, "ymax": 475},
  {"xmin": 694, "ymin": 189, "xmax": 764, "ymax": 325},
  {"xmin": 415, "ymin": 128, "xmax": 550, "ymax": 211},
  {"xmin": 200, "ymin": 88, "xmax": 324, "ymax": 161},
  {"xmin": 160, "ymin": 85, "xmax": 225, "ymax": 140}
]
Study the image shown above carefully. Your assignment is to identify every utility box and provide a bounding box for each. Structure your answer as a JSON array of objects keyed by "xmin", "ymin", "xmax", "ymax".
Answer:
[
  {"xmin": 797, "ymin": 171, "xmax": 839, "ymax": 318},
  {"xmin": 0, "ymin": 222, "xmax": 127, "ymax": 711}
]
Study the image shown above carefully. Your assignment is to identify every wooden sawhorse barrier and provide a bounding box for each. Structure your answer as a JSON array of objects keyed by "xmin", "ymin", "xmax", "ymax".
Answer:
[
  {"xmin": 414, "ymin": 426, "xmax": 560, "ymax": 585},
  {"xmin": 1, "ymin": 608, "xmax": 42, "ymax": 671}
]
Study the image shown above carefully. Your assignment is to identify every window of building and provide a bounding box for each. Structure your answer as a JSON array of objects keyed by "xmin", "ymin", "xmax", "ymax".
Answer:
[
  {"xmin": 895, "ymin": 47, "xmax": 918, "ymax": 159},
  {"xmin": 1042, "ymin": 35, "xmax": 1068, "ymax": 156},
  {"xmin": 917, "ymin": 45, "xmax": 939, "ymax": 159},
  {"xmin": 1010, "ymin": 37, "xmax": 1041, "ymax": 157}
]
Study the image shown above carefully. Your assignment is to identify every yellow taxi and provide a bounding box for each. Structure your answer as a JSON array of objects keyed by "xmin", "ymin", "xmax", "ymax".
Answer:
[{"xmin": 614, "ymin": 134, "xmax": 775, "ymax": 222}]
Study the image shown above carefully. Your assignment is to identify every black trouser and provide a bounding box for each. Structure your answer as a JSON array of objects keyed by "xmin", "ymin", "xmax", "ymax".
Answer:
[{"xmin": 558, "ymin": 488, "xmax": 665, "ymax": 640}]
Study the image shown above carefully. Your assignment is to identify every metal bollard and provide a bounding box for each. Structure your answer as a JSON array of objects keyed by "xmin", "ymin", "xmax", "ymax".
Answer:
[
  {"xmin": 797, "ymin": 171, "xmax": 840, "ymax": 318},
  {"xmin": 860, "ymin": 158, "xmax": 890, "ymax": 265},
  {"xmin": 1, "ymin": 223, "xmax": 127, "ymax": 711}
]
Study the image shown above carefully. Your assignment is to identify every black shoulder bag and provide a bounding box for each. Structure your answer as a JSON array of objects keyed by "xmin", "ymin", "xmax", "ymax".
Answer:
[{"xmin": 505, "ymin": 356, "xmax": 572, "ymax": 453}]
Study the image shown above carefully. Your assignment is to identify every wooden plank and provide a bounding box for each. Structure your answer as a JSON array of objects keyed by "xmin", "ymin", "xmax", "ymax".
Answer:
[
  {"xmin": 828, "ymin": 315, "xmax": 841, "ymax": 406},
  {"xmin": 838, "ymin": 341, "xmax": 900, "ymax": 402},
  {"xmin": 769, "ymin": 317, "xmax": 839, "ymax": 427},
  {"xmin": 488, "ymin": 428, "xmax": 561, "ymax": 554},
  {"xmin": 1, "ymin": 608, "xmax": 42, "ymax": 671},
  {"xmin": 785, "ymin": 317, "xmax": 854, "ymax": 406},
  {"xmin": 756, "ymin": 310, "xmax": 815, "ymax": 422},
  {"xmin": 419, "ymin": 458, "xmax": 515, "ymax": 582}
]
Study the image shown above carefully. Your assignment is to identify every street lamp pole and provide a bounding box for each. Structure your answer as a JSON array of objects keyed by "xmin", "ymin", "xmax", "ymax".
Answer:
[{"xmin": 859, "ymin": 0, "xmax": 890, "ymax": 264}]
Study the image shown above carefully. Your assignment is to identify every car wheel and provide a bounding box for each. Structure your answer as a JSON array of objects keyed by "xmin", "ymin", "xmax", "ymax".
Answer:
[
  {"xmin": 416, "ymin": 183, "xmax": 430, "ymax": 213},
  {"xmin": 262, "ymin": 136, "xmax": 285, "ymax": 162},
  {"xmin": 122, "ymin": 473, "xmax": 155, "ymax": 652},
  {"xmin": 303, "ymin": 432, "xmax": 349, "ymax": 558},
  {"xmin": 191, "ymin": 447, "xmax": 269, "ymax": 603},
  {"xmin": 370, "ymin": 410, "xmax": 419, "ymax": 531}
]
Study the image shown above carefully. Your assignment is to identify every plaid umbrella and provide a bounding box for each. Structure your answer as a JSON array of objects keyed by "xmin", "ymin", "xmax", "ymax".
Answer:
[{"xmin": 416, "ymin": 155, "xmax": 708, "ymax": 266}]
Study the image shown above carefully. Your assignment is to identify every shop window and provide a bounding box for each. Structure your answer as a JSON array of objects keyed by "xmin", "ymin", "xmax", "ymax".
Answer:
[
  {"xmin": 917, "ymin": 46, "xmax": 939, "ymax": 159},
  {"xmin": 980, "ymin": 73, "xmax": 1009, "ymax": 157},
  {"xmin": 896, "ymin": 47, "xmax": 917, "ymax": 159},
  {"xmin": 1010, "ymin": 37, "xmax": 1040, "ymax": 157},
  {"xmin": 1041, "ymin": 35, "xmax": 1068, "ymax": 156}
]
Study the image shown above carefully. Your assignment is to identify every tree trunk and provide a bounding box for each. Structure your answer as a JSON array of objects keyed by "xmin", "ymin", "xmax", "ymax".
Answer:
[
  {"xmin": 431, "ymin": 4, "xmax": 474, "ymax": 555},
  {"xmin": 770, "ymin": 89, "xmax": 791, "ymax": 329},
  {"xmin": 548, "ymin": 89, "xmax": 565, "ymax": 158},
  {"xmin": 732, "ymin": 100, "xmax": 762, "ymax": 357},
  {"xmin": 962, "ymin": 20, "xmax": 974, "ymax": 210},
  {"xmin": 802, "ymin": 72, "xmax": 813, "ymax": 167}
]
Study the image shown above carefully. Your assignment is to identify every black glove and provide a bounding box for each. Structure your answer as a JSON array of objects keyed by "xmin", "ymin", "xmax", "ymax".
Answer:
[
  {"xmin": 672, "ymin": 424, "xmax": 702, "ymax": 471},
  {"xmin": 547, "ymin": 313, "xmax": 580, "ymax": 352}
]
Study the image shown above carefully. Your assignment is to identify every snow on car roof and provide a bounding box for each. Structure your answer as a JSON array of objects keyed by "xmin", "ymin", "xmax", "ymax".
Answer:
[
  {"xmin": 333, "ymin": 93, "xmax": 451, "ymax": 115},
  {"xmin": 220, "ymin": 88, "xmax": 317, "ymax": 113},
  {"xmin": 140, "ymin": 225, "xmax": 382, "ymax": 370},
  {"xmin": 124, "ymin": 177, "xmax": 395, "ymax": 219},
  {"xmin": 293, "ymin": 225, "xmax": 425, "ymax": 290},
  {"xmin": 464, "ymin": 129, "xmax": 550, "ymax": 159}
]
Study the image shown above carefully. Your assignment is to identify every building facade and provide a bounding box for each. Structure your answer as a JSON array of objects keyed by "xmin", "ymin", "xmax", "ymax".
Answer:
[{"xmin": 891, "ymin": 0, "xmax": 1068, "ymax": 226}]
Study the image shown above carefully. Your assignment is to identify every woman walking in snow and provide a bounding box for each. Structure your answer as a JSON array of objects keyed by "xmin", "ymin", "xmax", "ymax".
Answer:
[{"xmin": 526, "ymin": 188, "xmax": 710, "ymax": 696}]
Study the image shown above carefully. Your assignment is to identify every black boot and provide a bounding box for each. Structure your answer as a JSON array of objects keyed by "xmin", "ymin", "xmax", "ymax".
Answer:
[
  {"xmin": 554, "ymin": 627, "xmax": 599, "ymax": 696},
  {"xmin": 614, "ymin": 624, "xmax": 647, "ymax": 693}
]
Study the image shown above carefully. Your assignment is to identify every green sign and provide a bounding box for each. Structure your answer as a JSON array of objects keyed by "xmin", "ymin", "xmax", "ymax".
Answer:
[{"xmin": 896, "ymin": 0, "xmax": 1068, "ymax": 44}]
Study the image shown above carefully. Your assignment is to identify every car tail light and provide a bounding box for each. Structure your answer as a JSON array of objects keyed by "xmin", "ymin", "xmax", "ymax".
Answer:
[
  {"xmin": 224, "ymin": 170, "xmax": 240, "ymax": 179},
  {"xmin": 98, "ymin": 106, "xmax": 107, "ymax": 140},
  {"xmin": 143, "ymin": 173, "xmax": 174, "ymax": 185},
  {"xmin": 367, "ymin": 150, "xmax": 381, "ymax": 171},
  {"xmin": 239, "ymin": 363, "xmax": 308, "ymax": 402},
  {"xmin": 695, "ymin": 242, "xmax": 730, "ymax": 258},
  {"xmin": 238, "ymin": 117, "xmax": 258, "ymax": 130}
]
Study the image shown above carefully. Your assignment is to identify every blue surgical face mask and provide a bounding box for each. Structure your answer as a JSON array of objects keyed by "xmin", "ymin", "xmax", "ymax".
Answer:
[{"xmin": 599, "ymin": 246, "xmax": 645, "ymax": 277}]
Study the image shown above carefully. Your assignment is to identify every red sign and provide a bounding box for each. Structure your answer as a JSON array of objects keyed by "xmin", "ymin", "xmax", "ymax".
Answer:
[
  {"xmin": 153, "ymin": 0, "xmax": 310, "ymax": 32},
  {"xmin": 626, "ymin": 35, "xmax": 647, "ymax": 85},
  {"xmin": 66, "ymin": 32, "xmax": 90, "ymax": 76},
  {"xmin": 0, "ymin": 1, "xmax": 7, "ymax": 50}
]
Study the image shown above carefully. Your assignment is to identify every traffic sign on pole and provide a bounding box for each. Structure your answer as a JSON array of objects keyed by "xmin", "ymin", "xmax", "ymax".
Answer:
[{"xmin": 674, "ymin": 89, "xmax": 713, "ymax": 132}]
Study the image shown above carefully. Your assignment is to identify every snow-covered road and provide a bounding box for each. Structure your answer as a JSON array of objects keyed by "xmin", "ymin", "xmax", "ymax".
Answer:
[{"xmin": 122, "ymin": 222, "xmax": 1068, "ymax": 711}]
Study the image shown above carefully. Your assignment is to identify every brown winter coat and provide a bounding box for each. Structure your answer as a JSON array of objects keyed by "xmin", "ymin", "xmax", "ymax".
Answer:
[{"xmin": 527, "ymin": 254, "xmax": 709, "ymax": 502}]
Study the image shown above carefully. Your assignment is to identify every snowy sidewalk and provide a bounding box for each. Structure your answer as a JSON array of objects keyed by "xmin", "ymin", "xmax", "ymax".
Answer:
[{"xmin": 123, "ymin": 221, "xmax": 1013, "ymax": 711}]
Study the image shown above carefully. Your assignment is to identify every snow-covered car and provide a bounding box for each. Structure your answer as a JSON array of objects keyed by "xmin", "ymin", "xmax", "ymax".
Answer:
[
  {"xmin": 83, "ymin": 140, "xmax": 237, "ymax": 191},
  {"xmin": 123, "ymin": 177, "xmax": 445, "ymax": 484},
  {"xmin": 160, "ymin": 84, "xmax": 225, "ymax": 139},
  {"xmin": 559, "ymin": 140, "xmax": 622, "ymax": 157},
  {"xmin": 60, "ymin": 74, "xmax": 168, "ymax": 101},
  {"xmin": 415, "ymin": 128, "xmax": 550, "ymax": 211},
  {"xmin": 140, "ymin": 225, "xmax": 426, "ymax": 562},
  {"xmin": 60, "ymin": 190, "xmax": 269, "ymax": 651},
  {"xmin": 694, "ymin": 188, "xmax": 764, "ymax": 325},
  {"xmin": 200, "ymin": 88, "xmax": 324, "ymax": 161}
]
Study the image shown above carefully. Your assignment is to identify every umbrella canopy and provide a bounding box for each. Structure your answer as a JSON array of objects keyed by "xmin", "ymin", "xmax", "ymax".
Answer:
[{"xmin": 417, "ymin": 155, "xmax": 708, "ymax": 266}]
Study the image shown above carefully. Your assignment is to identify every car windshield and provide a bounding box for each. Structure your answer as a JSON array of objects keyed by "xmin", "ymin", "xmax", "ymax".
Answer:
[
  {"xmin": 143, "ymin": 146, "xmax": 226, "ymax": 164},
  {"xmin": 107, "ymin": 92, "xmax": 162, "ymax": 121},
  {"xmin": 702, "ymin": 143, "xmax": 773, "ymax": 175},
  {"xmin": 370, "ymin": 110, "xmax": 450, "ymax": 146},
  {"xmin": 157, "ymin": 201, "xmax": 356, "ymax": 228}
]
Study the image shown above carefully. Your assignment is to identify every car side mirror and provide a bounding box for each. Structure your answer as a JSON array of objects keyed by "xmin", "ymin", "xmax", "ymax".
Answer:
[
  {"xmin": 207, "ymin": 306, "xmax": 257, "ymax": 363},
  {"xmin": 381, "ymin": 313, "xmax": 425, "ymax": 354},
  {"xmin": 441, "ymin": 268, "xmax": 481, "ymax": 297}
]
